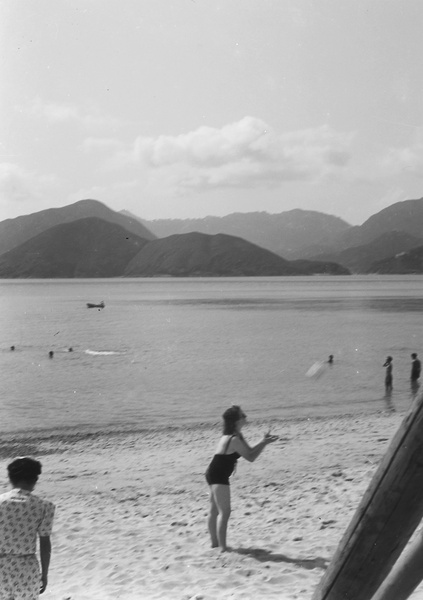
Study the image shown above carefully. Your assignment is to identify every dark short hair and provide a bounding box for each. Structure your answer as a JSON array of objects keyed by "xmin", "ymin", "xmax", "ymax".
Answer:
[
  {"xmin": 412, "ymin": 353, "xmax": 418, "ymax": 359},
  {"xmin": 7, "ymin": 457, "xmax": 42, "ymax": 485},
  {"xmin": 222, "ymin": 405, "xmax": 243, "ymax": 435}
]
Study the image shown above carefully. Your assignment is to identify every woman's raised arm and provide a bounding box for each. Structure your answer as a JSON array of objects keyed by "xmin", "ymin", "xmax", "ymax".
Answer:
[{"xmin": 232, "ymin": 432, "xmax": 278, "ymax": 462}]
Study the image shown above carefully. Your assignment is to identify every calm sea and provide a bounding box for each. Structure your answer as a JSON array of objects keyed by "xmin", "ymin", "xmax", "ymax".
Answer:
[{"xmin": 1, "ymin": 276, "xmax": 422, "ymax": 435}]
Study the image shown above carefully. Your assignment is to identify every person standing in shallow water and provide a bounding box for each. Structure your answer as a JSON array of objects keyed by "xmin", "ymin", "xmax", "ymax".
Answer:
[
  {"xmin": 0, "ymin": 457, "xmax": 55, "ymax": 598},
  {"xmin": 411, "ymin": 353, "xmax": 421, "ymax": 395},
  {"xmin": 205, "ymin": 405, "xmax": 278, "ymax": 552},
  {"xmin": 383, "ymin": 356, "xmax": 393, "ymax": 395}
]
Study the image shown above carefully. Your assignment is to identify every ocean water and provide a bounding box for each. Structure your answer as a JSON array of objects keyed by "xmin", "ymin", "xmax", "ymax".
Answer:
[{"xmin": 1, "ymin": 276, "xmax": 423, "ymax": 435}]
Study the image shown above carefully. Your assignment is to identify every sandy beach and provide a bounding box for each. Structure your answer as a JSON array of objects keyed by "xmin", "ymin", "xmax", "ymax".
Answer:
[{"xmin": 1, "ymin": 409, "xmax": 423, "ymax": 600}]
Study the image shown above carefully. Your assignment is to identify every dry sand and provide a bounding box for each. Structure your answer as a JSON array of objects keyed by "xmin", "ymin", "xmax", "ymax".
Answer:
[{"xmin": 1, "ymin": 410, "xmax": 423, "ymax": 600}]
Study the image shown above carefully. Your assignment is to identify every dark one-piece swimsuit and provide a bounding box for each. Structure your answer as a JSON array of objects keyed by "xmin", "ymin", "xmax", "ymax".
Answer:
[{"xmin": 205, "ymin": 435, "xmax": 241, "ymax": 486}]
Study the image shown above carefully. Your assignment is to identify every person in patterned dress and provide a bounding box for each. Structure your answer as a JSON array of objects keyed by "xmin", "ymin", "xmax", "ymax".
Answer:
[{"xmin": 0, "ymin": 457, "xmax": 55, "ymax": 599}]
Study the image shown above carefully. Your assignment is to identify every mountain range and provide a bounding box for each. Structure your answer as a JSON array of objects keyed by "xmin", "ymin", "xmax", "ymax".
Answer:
[
  {"xmin": 0, "ymin": 196, "xmax": 422, "ymax": 277},
  {"xmin": 134, "ymin": 197, "xmax": 423, "ymax": 274},
  {"xmin": 124, "ymin": 209, "xmax": 351, "ymax": 260}
]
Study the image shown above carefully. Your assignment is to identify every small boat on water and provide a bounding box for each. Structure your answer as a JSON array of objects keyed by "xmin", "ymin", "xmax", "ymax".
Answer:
[{"xmin": 86, "ymin": 301, "xmax": 105, "ymax": 309}]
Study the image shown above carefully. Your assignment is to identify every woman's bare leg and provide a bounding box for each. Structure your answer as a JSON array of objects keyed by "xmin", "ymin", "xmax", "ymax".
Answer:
[
  {"xmin": 211, "ymin": 484, "xmax": 231, "ymax": 551},
  {"xmin": 208, "ymin": 489, "xmax": 219, "ymax": 547}
]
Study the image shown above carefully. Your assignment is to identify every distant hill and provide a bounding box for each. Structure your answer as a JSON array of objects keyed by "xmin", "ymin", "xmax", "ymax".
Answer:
[
  {"xmin": 300, "ymin": 197, "xmax": 423, "ymax": 259},
  {"xmin": 366, "ymin": 245, "xmax": 423, "ymax": 274},
  {"xmin": 312, "ymin": 231, "xmax": 423, "ymax": 273},
  {"xmin": 124, "ymin": 232, "xmax": 350, "ymax": 277},
  {"xmin": 0, "ymin": 217, "xmax": 149, "ymax": 278},
  {"xmin": 123, "ymin": 209, "xmax": 352, "ymax": 259},
  {"xmin": 352, "ymin": 197, "xmax": 423, "ymax": 243},
  {"xmin": 0, "ymin": 199, "xmax": 156, "ymax": 255}
]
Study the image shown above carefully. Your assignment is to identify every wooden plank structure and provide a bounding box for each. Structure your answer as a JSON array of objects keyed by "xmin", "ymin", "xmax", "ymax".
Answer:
[
  {"xmin": 312, "ymin": 390, "xmax": 423, "ymax": 600},
  {"xmin": 371, "ymin": 528, "xmax": 423, "ymax": 600}
]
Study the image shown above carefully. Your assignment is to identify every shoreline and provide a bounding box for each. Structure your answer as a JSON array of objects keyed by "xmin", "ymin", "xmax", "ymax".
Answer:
[
  {"xmin": 0, "ymin": 406, "xmax": 406, "ymax": 446},
  {"xmin": 2, "ymin": 408, "xmax": 423, "ymax": 599}
]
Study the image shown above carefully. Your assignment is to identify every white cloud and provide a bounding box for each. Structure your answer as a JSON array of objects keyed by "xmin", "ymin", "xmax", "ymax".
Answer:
[
  {"xmin": 0, "ymin": 163, "xmax": 34, "ymax": 205},
  {"xmin": 381, "ymin": 142, "xmax": 423, "ymax": 178},
  {"xmin": 26, "ymin": 98, "xmax": 122, "ymax": 131},
  {"xmin": 0, "ymin": 163, "xmax": 59, "ymax": 219},
  {"xmin": 128, "ymin": 117, "xmax": 354, "ymax": 192},
  {"xmin": 81, "ymin": 137, "xmax": 125, "ymax": 153}
]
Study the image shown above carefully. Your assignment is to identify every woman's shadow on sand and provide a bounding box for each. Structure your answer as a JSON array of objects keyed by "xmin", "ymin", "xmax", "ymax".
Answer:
[{"xmin": 233, "ymin": 547, "xmax": 328, "ymax": 570}]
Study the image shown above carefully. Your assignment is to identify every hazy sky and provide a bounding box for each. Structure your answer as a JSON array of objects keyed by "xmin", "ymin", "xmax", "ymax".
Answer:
[{"xmin": 1, "ymin": 0, "xmax": 422, "ymax": 225}]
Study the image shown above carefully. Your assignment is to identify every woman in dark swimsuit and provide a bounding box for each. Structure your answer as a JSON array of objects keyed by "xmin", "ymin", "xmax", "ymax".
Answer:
[{"xmin": 205, "ymin": 405, "xmax": 278, "ymax": 551}]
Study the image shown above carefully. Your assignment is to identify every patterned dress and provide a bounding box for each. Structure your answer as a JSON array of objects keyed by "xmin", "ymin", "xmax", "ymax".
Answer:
[{"xmin": 0, "ymin": 488, "xmax": 55, "ymax": 600}]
